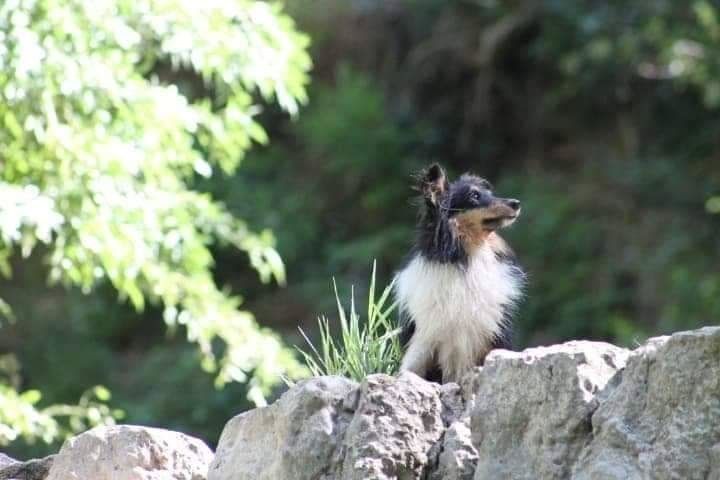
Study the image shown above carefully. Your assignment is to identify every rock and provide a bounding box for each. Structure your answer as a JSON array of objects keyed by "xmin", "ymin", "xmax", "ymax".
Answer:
[
  {"xmin": 0, "ymin": 454, "xmax": 54, "ymax": 480},
  {"xmin": 208, "ymin": 376, "xmax": 358, "ymax": 480},
  {"xmin": 206, "ymin": 327, "xmax": 720, "ymax": 480},
  {"xmin": 209, "ymin": 372, "xmax": 446, "ymax": 480},
  {"xmin": 573, "ymin": 327, "xmax": 720, "ymax": 480},
  {"xmin": 339, "ymin": 372, "xmax": 445, "ymax": 480},
  {"xmin": 0, "ymin": 454, "xmax": 17, "ymax": 469},
  {"xmin": 428, "ymin": 382, "xmax": 478, "ymax": 479},
  {"xmin": 46, "ymin": 425, "xmax": 212, "ymax": 480},
  {"xmin": 431, "ymin": 419, "xmax": 478, "ymax": 480},
  {"xmin": 465, "ymin": 341, "xmax": 630, "ymax": 480}
]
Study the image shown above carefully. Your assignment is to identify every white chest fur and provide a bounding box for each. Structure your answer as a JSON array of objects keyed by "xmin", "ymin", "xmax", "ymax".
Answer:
[{"xmin": 395, "ymin": 246, "xmax": 522, "ymax": 382}]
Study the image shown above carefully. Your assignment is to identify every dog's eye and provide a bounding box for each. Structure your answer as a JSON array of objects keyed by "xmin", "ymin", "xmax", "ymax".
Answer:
[{"xmin": 470, "ymin": 190, "xmax": 481, "ymax": 201}]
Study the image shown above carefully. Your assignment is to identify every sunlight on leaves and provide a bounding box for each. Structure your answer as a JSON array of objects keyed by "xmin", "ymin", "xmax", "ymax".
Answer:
[{"xmin": 0, "ymin": 0, "xmax": 312, "ymax": 434}]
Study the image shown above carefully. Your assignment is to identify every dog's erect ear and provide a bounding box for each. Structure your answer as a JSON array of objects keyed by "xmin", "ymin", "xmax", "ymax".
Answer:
[{"xmin": 420, "ymin": 163, "xmax": 448, "ymax": 207}]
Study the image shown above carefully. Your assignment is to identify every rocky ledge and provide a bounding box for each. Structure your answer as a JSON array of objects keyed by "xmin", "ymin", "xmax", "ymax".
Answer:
[
  {"xmin": 209, "ymin": 326, "xmax": 720, "ymax": 480},
  {"xmin": 3, "ymin": 327, "xmax": 719, "ymax": 480}
]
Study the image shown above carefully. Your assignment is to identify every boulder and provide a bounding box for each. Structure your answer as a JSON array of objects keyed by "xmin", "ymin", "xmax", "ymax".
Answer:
[
  {"xmin": 339, "ymin": 372, "xmax": 446, "ymax": 480},
  {"xmin": 0, "ymin": 454, "xmax": 17, "ymax": 469},
  {"xmin": 0, "ymin": 454, "xmax": 54, "ymax": 480},
  {"xmin": 574, "ymin": 327, "xmax": 720, "ymax": 480},
  {"xmin": 46, "ymin": 425, "xmax": 212, "ymax": 480},
  {"xmin": 25, "ymin": 326, "xmax": 718, "ymax": 480},
  {"xmin": 209, "ymin": 372, "xmax": 447, "ymax": 480},
  {"xmin": 209, "ymin": 338, "xmax": 636, "ymax": 479},
  {"xmin": 208, "ymin": 376, "xmax": 358, "ymax": 480},
  {"xmin": 465, "ymin": 341, "xmax": 630, "ymax": 480},
  {"xmin": 210, "ymin": 329, "xmax": 720, "ymax": 478}
]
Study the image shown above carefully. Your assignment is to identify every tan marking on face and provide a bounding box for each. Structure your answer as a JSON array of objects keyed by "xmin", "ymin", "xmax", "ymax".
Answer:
[
  {"xmin": 450, "ymin": 209, "xmax": 492, "ymax": 251},
  {"xmin": 451, "ymin": 203, "xmax": 518, "ymax": 252}
]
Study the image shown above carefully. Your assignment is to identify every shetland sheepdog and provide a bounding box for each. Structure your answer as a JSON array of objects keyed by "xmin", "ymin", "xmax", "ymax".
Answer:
[{"xmin": 395, "ymin": 164, "xmax": 525, "ymax": 383}]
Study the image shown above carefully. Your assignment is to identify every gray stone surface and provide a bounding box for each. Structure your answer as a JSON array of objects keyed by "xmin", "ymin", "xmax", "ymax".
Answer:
[
  {"xmin": 467, "ymin": 341, "xmax": 630, "ymax": 480},
  {"xmin": 340, "ymin": 372, "xmax": 445, "ymax": 480},
  {"xmin": 573, "ymin": 327, "xmax": 720, "ymax": 480},
  {"xmin": 0, "ymin": 454, "xmax": 53, "ymax": 480},
  {"xmin": 0, "ymin": 454, "xmax": 17, "ymax": 469},
  {"xmin": 46, "ymin": 425, "xmax": 212, "ymax": 480},
  {"xmin": 208, "ymin": 376, "xmax": 358, "ymax": 480},
  {"xmin": 209, "ymin": 372, "xmax": 446, "ymax": 480},
  {"xmin": 431, "ymin": 419, "xmax": 477, "ymax": 480},
  {"xmin": 10, "ymin": 326, "xmax": 714, "ymax": 479},
  {"xmin": 181, "ymin": 327, "xmax": 720, "ymax": 479}
]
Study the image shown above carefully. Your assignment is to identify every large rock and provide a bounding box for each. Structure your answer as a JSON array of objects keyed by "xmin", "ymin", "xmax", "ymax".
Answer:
[
  {"xmin": 0, "ymin": 453, "xmax": 55, "ymax": 480},
  {"xmin": 0, "ymin": 454, "xmax": 16, "ymax": 469},
  {"xmin": 9, "ymin": 328, "xmax": 720, "ymax": 479},
  {"xmin": 209, "ymin": 339, "xmax": 631, "ymax": 479},
  {"xmin": 209, "ymin": 373, "xmax": 447, "ymax": 480},
  {"xmin": 193, "ymin": 327, "xmax": 720, "ymax": 479},
  {"xmin": 209, "ymin": 376, "xmax": 358, "ymax": 480},
  {"xmin": 339, "ymin": 372, "xmax": 446, "ymax": 480},
  {"xmin": 466, "ymin": 341, "xmax": 630, "ymax": 480},
  {"xmin": 46, "ymin": 425, "xmax": 213, "ymax": 480},
  {"xmin": 574, "ymin": 327, "xmax": 720, "ymax": 480},
  {"xmin": 0, "ymin": 454, "xmax": 54, "ymax": 480}
]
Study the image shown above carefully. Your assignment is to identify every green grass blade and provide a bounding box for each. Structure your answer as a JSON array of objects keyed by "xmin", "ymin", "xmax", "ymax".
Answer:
[{"xmin": 295, "ymin": 264, "xmax": 403, "ymax": 381}]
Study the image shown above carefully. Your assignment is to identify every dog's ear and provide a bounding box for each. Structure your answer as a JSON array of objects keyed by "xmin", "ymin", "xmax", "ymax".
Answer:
[{"xmin": 420, "ymin": 163, "xmax": 448, "ymax": 207}]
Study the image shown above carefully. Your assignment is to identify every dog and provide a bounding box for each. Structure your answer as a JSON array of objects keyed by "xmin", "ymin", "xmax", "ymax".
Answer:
[{"xmin": 395, "ymin": 164, "xmax": 525, "ymax": 383}]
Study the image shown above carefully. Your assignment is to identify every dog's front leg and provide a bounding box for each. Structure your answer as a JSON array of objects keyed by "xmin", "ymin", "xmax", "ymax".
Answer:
[{"xmin": 399, "ymin": 336, "xmax": 434, "ymax": 378}]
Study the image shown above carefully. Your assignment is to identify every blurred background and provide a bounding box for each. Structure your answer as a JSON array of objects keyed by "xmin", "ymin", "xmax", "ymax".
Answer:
[{"xmin": 2, "ymin": 0, "xmax": 720, "ymax": 458}]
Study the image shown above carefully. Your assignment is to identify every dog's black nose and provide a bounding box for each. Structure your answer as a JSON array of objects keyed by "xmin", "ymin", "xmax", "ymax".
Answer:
[{"xmin": 506, "ymin": 199, "xmax": 521, "ymax": 210}]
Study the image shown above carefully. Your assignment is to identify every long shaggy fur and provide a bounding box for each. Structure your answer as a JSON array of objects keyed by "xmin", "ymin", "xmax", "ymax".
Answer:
[{"xmin": 395, "ymin": 164, "xmax": 525, "ymax": 383}]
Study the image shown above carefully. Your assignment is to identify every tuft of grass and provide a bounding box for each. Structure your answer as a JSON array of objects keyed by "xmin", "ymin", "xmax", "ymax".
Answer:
[{"xmin": 297, "ymin": 262, "xmax": 402, "ymax": 381}]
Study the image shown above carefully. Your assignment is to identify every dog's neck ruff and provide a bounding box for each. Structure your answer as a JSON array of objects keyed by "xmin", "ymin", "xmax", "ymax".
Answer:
[{"xmin": 396, "ymin": 239, "xmax": 522, "ymax": 382}]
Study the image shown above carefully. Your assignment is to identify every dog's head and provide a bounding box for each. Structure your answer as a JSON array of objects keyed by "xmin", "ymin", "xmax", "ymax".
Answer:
[{"xmin": 420, "ymin": 163, "xmax": 520, "ymax": 244}]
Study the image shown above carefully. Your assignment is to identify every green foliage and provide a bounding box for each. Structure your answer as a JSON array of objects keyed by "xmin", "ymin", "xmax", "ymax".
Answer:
[
  {"xmin": 541, "ymin": 1, "xmax": 720, "ymax": 108},
  {"xmin": 298, "ymin": 263, "xmax": 402, "ymax": 380},
  {"xmin": 0, "ymin": 0, "xmax": 311, "ymax": 442},
  {"xmin": 229, "ymin": 0, "xmax": 720, "ymax": 353},
  {"xmin": 0, "ymin": 277, "xmax": 259, "ymax": 457},
  {"xmin": 204, "ymin": 65, "xmax": 424, "ymax": 323},
  {"xmin": 0, "ymin": 353, "xmax": 119, "ymax": 446},
  {"xmin": 110, "ymin": 343, "xmax": 256, "ymax": 444},
  {"xmin": 708, "ymin": 196, "xmax": 720, "ymax": 214},
  {"xmin": 501, "ymin": 156, "xmax": 720, "ymax": 347},
  {"xmin": 217, "ymin": 65, "xmax": 421, "ymax": 268}
]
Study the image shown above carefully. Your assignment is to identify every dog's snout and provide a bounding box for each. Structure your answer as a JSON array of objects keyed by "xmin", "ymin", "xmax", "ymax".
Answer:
[{"xmin": 506, "ymin": 199, "xmax": 521, "ymax": 211}]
